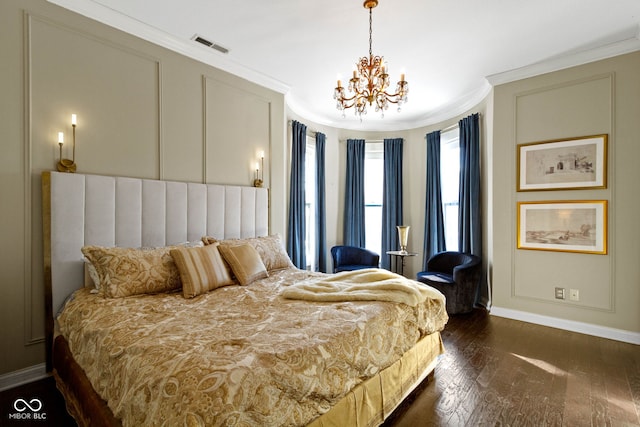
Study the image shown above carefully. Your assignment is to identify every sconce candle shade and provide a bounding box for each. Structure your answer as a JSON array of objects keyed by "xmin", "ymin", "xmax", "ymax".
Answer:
[{"xmin": 397, "ymin": 225, "xmax": 410, "ymax": 254}]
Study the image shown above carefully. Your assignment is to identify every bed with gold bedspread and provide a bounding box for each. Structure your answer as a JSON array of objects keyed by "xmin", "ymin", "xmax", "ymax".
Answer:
[
  {"xmin": 57, "ymin": 267, "xmax": 447, "ymax": 426},
  {"xmin": 44, "ymin": 171, "xmax": 448, "ymax": 426}
]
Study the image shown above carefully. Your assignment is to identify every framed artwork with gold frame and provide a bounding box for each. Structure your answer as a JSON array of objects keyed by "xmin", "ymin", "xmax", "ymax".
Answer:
[
  {"xmin": 517, "ymin": 200, "xmax": 607, "ymax": 254},
  {"xmin": 517, "ymin": 134, "xmax": 607, "ymax": 191}
]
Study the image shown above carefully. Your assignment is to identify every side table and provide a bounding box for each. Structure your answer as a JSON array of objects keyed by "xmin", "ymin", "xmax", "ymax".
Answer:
[{"xmin": 386, "ymin": 251, "xmax": 418, "ymax": 276}]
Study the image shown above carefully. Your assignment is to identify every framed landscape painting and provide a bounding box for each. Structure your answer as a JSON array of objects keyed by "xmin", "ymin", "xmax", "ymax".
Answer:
[
  {"xmin": 517, "ymin": 135, "xmax": 607, "ymax": 191},
  {"xmin": 517, "ymin": 200, "xmax": 607, "ymax": 254}
]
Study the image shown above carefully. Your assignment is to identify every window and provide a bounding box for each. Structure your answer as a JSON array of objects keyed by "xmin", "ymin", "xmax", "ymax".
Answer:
[
  {"xmin": 304, "ymin": 136, "xmax": 316, "ymax": 271},
  {"xmin": 441, "ymin": 128, "xmax": 460, "ymax": 251},
  {"xmin": 364, "ymin": 142, "xmax": 383, "ymax": 256}
]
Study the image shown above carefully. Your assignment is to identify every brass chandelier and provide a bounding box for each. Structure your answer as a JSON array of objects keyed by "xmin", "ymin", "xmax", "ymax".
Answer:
[{"xmin": 333, "ymin": 0, "xmax": 409, "ymax": 119}]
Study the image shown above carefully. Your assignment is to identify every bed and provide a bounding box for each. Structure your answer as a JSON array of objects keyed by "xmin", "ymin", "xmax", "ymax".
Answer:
[{"xmin": 42, "ymin": 171, "xmax": 448, "ymax": 427}]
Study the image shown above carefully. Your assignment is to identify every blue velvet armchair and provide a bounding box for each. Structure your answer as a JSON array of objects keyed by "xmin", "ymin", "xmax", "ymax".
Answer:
[
  {"xmin": 330, "ymin": 246, "xmax": 380, "ymax": 273},
  {"xmin": 416, "ymin": 251, "xmax": 481, "ymax": 314}
]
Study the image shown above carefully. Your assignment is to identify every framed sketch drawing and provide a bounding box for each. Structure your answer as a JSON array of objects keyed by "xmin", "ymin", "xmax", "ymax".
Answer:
[
  {"xmin": 517, "ymin": 201, "xmax": 607, "ymax": 254},
  {"xmin": 517, "ymin": 134, "xmax": 607, "ymax": 191}
]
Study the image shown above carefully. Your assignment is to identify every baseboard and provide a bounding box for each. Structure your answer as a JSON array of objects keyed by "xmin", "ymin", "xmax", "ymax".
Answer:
[
  {"xmin": 490, "ymin": 307, "xmax": 640, "ymax": 345},
  {"xmin": 0, "ymin": 363, "xmax": 48, "ymax": 392}
]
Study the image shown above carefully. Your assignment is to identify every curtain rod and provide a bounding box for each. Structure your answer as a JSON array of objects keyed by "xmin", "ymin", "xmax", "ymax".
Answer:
[
  {"xmin": 440, "ymin": 112, "xmax": 483, "ymax": 133},
  {"xmin": 441, "ymin": 122, "xmax": 459, "ymax": 133},
  {"xmin": 291, "ymin": 112, "xmax": 481, "ymax": 140},
  {"xmin": 288, "ymin": 120, "xmax": 317, "ymax": 138},
  {"xmin": 339, "ymin": 139, "xmax": 384, "ymax": 143}
]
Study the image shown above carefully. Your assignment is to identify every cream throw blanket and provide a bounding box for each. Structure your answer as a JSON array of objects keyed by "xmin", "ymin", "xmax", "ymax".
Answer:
[{"xmin": 282, "ymin": 268, "xmax": 444, "ymax": 307}]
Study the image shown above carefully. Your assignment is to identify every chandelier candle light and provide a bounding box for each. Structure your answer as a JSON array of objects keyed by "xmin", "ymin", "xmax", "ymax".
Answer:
[{"xmin": 334, "ymin": 0, "xmax": 408, "ymax": 119}]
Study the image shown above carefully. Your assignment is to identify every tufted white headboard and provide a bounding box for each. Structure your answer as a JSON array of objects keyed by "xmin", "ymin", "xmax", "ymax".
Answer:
[{"xmin": 42, "ymin": 171, "xmax": 269, "ymax": 369}]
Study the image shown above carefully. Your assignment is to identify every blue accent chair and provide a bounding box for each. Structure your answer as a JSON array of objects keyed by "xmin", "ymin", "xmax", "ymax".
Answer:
[
  {"xmin": 416, "ymin": 251, "xmax": 481, "ymax": 314},
  {"xmin": 330, "ymin": 246, "xmax": 380, "ymax": 273}
]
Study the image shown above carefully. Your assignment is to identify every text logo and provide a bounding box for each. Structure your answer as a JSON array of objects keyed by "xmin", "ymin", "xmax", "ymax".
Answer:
[
  {"xmin": 13, "ymin": 399, "xmax": 42, "ymax": 412},
  {"xmin": 8, "ymin": 398, "xmax": 47, "ymax": 421}
]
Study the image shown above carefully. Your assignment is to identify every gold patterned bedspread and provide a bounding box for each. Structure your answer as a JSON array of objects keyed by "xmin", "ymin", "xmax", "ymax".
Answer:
[{"xmin": 57, "ymin": 268, "xmax": 448, "ymax": 426}]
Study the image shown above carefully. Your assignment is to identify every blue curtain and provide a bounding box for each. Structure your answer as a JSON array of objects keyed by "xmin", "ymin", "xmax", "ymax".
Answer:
[
  {"xmin": 458, "ymin": 113, "xmax": 481, "ymax": 255},
  {"xmin": 422, "ymin": 130, "xmax": 446, "ymax": 269},
  {"xmin": 381, "ymin": 138, "xmax": 403, "ymax": 269},
  {"xmin": 344, "ymin": 139, "xmax": 366, "ymax": 247},
  {"xmin": 287, "ymin": 120, "xmax": 306, "ymax": 269},
  {"xmin": 315, "ymin": 132, "xmax": 327, "ymax": 272},
  {"xmin": 458, "ymin": 113, "xmax": 487, "ymax": 306}
]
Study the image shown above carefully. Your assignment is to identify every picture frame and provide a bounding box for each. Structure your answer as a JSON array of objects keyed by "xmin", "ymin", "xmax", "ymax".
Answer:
[
  {"xmin": 517, "ymin": 134, "xmax": 607, "ymax": 191},
  {"xmin": 517, "ymin": 200, "xmax": 607, "ymax": 254}
]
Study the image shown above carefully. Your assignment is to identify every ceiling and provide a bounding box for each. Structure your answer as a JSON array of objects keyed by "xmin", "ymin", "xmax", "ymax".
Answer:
[{"xmin": 50, "ymin": 0, "xmax": 640, "ymax": 131}]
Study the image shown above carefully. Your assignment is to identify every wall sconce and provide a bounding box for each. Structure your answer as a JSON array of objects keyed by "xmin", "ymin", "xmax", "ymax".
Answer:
[
  {"xmin": 57, "ymin": 114, "xmax": 77, "ymax": 173},
  {"xmin": 253, "ymin": 150, "xmax": 264, "ymax": 188}
]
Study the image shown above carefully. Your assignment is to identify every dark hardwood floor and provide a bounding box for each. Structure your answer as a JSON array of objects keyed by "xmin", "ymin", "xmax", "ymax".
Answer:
[
  {"xmin": 385, "ymin": 309, "xmax": 640, "ymax": 426},
  {"xmin": 2, "ymin": 309, "xmax": 638, "ymax": 426}
]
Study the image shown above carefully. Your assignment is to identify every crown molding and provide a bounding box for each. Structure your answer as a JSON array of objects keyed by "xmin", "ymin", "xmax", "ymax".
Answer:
[
  {"xmin": 486, "ymin": 27, "xmax": 640, "ymax": 87},
  {"xmin": 287, "ymin": 82, "xmax": 493, "ymax": 132}
]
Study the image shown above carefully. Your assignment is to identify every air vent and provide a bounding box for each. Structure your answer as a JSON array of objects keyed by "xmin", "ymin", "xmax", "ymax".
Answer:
[
  {"xmin": 211, "ymin": 44, "xmax": 229, "ymax": 54},
  {"xmin": 191, "ymin": 34, "xmax": 229, "ymax": 54},
  {"xmin": 194, "ymin": 36, "xmax": 212, "ymax": 47}
]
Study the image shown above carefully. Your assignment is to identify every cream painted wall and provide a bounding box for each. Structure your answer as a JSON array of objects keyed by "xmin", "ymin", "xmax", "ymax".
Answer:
[
  {"xmin": 492, "ymin": 52, "xmax": 640, "ymax": 334},
  {"xmin": 0, "ymin": 0, "xmax": 285, "ymax": 375}
]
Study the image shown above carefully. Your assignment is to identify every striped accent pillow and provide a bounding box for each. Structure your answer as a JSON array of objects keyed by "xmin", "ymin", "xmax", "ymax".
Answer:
[{"xmin": 170, "ymin": 243, "xmax": 234, "ymax": 298}]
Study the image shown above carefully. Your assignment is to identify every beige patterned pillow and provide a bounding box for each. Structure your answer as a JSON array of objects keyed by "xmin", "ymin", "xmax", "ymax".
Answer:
[
  {"xmin": 81, "ymin": 246, "xmax": 182, "ymax": 298},
  {"xmin": 218, "ymin": 244, "xmax": 268, "ymax": 285},
  {"xmin": 170, "ymin": 243, "xmax": 234, "ymax": 298},
  {"xmin": 204, "ymin": 234, "xmax": 294, "ymax": 271},
  {"xmin": 83, "ymin": 241, "xmax": 203, "ymax": 292}
]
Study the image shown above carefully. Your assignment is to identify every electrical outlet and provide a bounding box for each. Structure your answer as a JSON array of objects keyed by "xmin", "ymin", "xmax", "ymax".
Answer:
[
  {"xmin": 555, "ymin": 287, "xmax": 565, "ymax": 300},
  {"xmin": 569, "ymin": 289, "xmax": 580, "ymax": 301}
]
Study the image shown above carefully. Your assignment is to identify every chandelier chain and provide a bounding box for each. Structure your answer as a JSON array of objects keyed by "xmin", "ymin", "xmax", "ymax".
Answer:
[{"xmin": 369, "ymin": 6, "xmax": 373, "ymax": 57}]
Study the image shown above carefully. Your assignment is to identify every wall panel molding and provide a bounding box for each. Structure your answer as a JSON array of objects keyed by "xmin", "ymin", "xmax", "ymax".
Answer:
[
  {"xmin": 202, "ymin": 76, "xmax": 272, "ymax": 186},
  {"xmin": 511, "ymin": 72, "xmax": 615, "ymax": 312},
  {"xmin": 24, "ymin": 11, "xmax": 163, "ymax": 345},
  {"xmin": 23, "ymin": 11, "xmax": 38, "ymax": 346}
]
